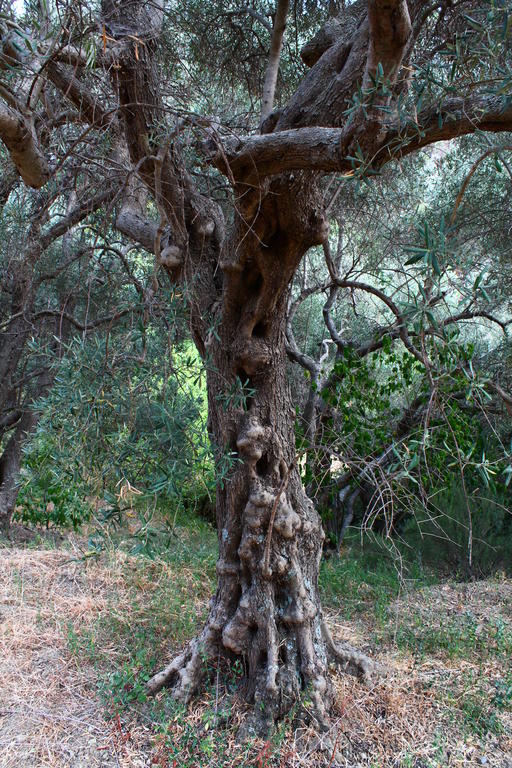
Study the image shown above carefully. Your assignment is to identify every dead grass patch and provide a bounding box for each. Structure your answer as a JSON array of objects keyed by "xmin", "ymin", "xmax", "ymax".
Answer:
[
  {"xmin": 0, "ymin": 539, "xmax": 511, "ymax": 767},
  {"xmin": 0, "ymin": 545, "xmax": 150, "ymax": 767}
]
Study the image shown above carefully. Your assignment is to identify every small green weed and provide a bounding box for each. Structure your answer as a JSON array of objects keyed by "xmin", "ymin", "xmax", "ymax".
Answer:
[
  {"xmin": 459, "ymin": 696, "xmax": 504, "ymax": 736},
  {"xmin": 492, "ymin": 673, "xmax": 512, "ymax": 711},
  {"xmin": 433, "ymin": 668, "xmax": 511, "ymax": 738}
]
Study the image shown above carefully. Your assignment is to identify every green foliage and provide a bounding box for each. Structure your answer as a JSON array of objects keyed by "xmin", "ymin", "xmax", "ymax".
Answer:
[
  {"xmin": 493, "ymin": 672, "xmax": 512, "ymax": 712},
  {"xmin": 321, "ymin": 340, "xmax": 424, "ymax": 459},
  {"xmin": 17, "ymin": 309, "xmax": 213, "ymax": 531},
  {"xmin": 216, "ymin": 375, "xmax": 256, "ymax": 412},
  {"xmin": 302, "ymin": 290, "xmax": 511, "ymax": 560},
  {"xmin": 15, "ymin": 431, "xmax": 91, "ymax": 529},
  {"xmin": 437, "ymin": 669, "xmax": 512, "ymax": 738},
  {"xmin": 404, "ymin": 217, "xmax": 453, "ymax": 276}
]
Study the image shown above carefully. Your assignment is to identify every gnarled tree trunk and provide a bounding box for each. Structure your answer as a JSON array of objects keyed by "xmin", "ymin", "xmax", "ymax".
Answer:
[
  {"xmin": 2, "ymin": 0, "xmax": 512, "ymax": 737},
  {"xmin": 208, "ymin": 306, "xmax": 329, "ymax": 733},
  {"xmin": 94, "ymin": 0, "xmax": 508, "ymax": 734},
  {"xmin": 147, "ymin": 178, "xmax": 370, "ymax": 734}
]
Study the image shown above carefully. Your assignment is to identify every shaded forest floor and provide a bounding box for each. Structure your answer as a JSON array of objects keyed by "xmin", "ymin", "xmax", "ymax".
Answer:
[{"xmin": 0, "ymin": 518, "xmax": 511, "ymax": 768}]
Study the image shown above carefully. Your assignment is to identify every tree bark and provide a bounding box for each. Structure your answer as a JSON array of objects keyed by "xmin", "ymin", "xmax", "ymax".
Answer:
[
  {"xmin": 0, "ymin": 102, "xmax": 50, "ymax": 188},
  {"xmin": 259, "ymin": 0, "xmax": 290, "ymax": 125},
  {"xmin": 0, "ymin": 410, "xmax": 36, "ymax": 536},
  {"xmin": 147, "ymin": 177, "xmax": 372, "ymax": 733}
]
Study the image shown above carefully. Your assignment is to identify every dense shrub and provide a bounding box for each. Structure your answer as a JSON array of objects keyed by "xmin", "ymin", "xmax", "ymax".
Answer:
[
  {"xmin": 15, "ymin": 317, "xmax": 213, "ymax": 531},
  {"xmin": 15, "ymin": 432, "xmax": 91, "ymax": 529}
]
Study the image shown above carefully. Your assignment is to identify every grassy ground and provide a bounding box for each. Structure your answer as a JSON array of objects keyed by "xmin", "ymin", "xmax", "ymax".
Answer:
[{"xmin": 0, "ymin": 514, "xmax": 511, "ymax": 768}]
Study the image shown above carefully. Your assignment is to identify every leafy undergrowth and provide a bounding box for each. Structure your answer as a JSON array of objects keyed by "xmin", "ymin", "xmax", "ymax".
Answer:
[{"xmin": 1, "ymin": 516, "xmax": 511, "ymax": 767}]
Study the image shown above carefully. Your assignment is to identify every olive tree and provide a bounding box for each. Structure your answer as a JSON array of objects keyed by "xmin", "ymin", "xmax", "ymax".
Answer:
[{"xmin": 1, "ymin": 0, "xmax": 512, "ymax": 734}]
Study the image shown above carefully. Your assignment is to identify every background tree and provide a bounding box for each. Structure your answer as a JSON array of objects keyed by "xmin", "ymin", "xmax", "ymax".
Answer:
[
  {"xmin": 0, "ymin": 171, "xmax": 121, "ymax": 533},
  {"xmin": 286, "ymin": 143, "xmax": 512, "ymax": 566}
]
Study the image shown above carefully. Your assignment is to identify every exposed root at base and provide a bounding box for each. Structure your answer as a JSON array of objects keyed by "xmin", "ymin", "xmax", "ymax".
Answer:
[
  {"xmin": 321, "ymin": 620, "xmax": 380, "ymax": 683},
  {"xmin": 146, "ymin": 620, "xmax": 380, "ymax": 738},
  {"xmin": 146, "ymin": 632, "xmax": 216, "ymax": 699}
]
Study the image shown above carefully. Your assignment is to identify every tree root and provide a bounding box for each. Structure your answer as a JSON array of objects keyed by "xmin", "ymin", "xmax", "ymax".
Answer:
[
  {"xmin": 146, "ymin": 629, "xmax": 218, "ymax": 699},
  {"xmin": 321, "ymin": 619, "xmax": 381, "ymax": 683}
]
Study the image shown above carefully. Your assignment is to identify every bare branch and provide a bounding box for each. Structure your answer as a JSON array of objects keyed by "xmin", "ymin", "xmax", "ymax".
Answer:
[
  {"xmin": 0, "ymin": 409, "xmax": 21, "ymax": 435},
  {"xmin": 37, "ymin": 246, "xmax": 91, "ymax": 283},
  {"xmin": 34, "ymin": 307, "xmax": 132, "ymax": 332},
  {"xmin": 285, "ymin": 278, "xmax": 332, "ymax": 374},
  {"xmin": 487, "ymin": 381, "xmax": 512, "ymax": 409},
  {"xmin": 442, "ymin": 310, "xmax": 511, "ymax": 335},
  {"xmin": 0, "ymin": 102, "xmax": 50, "ymax": 187},
  {"xmin": 332, "ymin": 278, "xmax": 425, "ymax": 363},
  {"xmin": 450, "ymin": 145, "xmax": 512, "ymax": 224},
  {"xmin": 224, "ymin": 7, "xmax": 273, "ymax": 34},
  {"xmin": 260, "ymin": 0, "xmax": 290, "ymax": 126}
]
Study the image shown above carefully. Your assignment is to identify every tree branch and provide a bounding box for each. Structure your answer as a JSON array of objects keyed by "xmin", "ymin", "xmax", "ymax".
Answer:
[
  {"xmin": 46, "ymin": 61, "xmax": 113, "ymax": 129},
  {"xmin": 224, "ymin": 8, "xmax": 273, "ymax": 34},
  {"xmin": 260, "ymin": 0, "xmax": 290, "ymax": 125},
  {"xmin": 210, "ymin": 95, "xmax": 512, "ymax": 180},
  {"xmin": 34, "ymin": 307, "xmax": 132, "ymax": 332},
  {"xmin": 0, "ymin": 102, "xmax": 50, "ymax": 187},
  {"xmin": 115, "ymin": 206, "xmax": 158, "ymax": 252},
  {"xmin": 364, "ymin": 0, "xmax": 412, "ymax": 90},
  {"xmin": 331, "ymin": 278, "xmax": 425, "ymax": 363},
  {"xmin": 40, "ymin": 186, "xmax": 117, "ymax": 250}
]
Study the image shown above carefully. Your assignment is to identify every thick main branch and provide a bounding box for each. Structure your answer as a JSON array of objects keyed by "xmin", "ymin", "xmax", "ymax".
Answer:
[
  {"xmin": 211, "ymin": 95, "xmax": 512, "ymax": 180},
  {"xmin": 0, "ymin": 102, "xmax": 50, "ymax": 187}
]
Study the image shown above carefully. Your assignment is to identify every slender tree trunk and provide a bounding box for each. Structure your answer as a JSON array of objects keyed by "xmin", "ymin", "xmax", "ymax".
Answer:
[
  {"xmin": 0, "ymin": 410, "xmax": 36, "ymax": 536},
  {"xmin": 260, "ymin": 0, "xmax": 290, "ymax": 125}
]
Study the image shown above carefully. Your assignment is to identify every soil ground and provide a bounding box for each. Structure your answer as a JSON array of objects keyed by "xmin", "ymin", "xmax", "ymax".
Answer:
[{"xmin": 0, "ymin": 536, "xmax": 511, "ymax": 767}]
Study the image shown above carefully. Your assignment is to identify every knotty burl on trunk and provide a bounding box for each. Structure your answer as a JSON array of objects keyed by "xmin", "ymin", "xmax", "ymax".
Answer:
[{"xmin": 146, "ymin": 176, "xmax": 371, "ymax": 734}]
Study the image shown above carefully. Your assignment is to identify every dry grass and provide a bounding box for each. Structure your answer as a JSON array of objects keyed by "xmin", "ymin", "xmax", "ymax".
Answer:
[
  {"xmin": 0, "ymin": 538, "xmax": 511, "ymax": 768},
  {"xmin": 0, "ymin": 543, "xmax": 150, "ymax": 767}
]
